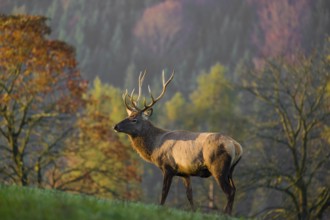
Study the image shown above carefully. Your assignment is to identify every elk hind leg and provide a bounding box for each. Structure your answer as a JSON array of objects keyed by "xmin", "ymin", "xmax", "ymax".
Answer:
[
  {"xmin": 228, "ymin": 157, "xmax": 241, "ymax": 192},
  {"xmin": 210, "ymin": 154, "xmax": 235, "ymax": 215}
]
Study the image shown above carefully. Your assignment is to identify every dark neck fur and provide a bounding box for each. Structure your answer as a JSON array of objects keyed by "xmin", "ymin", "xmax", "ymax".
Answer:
[{"xmin": 129, "ymin": 121, "xmax": 166, "ymax": 162}]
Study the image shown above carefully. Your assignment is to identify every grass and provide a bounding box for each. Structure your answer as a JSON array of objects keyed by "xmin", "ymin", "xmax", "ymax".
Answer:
[{"xmin": 0, "ymin": 184, "xmax": 241, "ymax": 220}]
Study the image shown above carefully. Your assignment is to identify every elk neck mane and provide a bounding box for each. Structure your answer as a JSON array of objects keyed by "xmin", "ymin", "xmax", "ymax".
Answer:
[{"xmin": 128, "ymin": 120, "xmax": 167, "ymax": 162}]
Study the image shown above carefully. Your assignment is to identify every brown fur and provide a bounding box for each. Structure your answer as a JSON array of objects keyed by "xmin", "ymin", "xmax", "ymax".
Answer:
[{"xmin": 114, "ymin": 112, "xmax": 243, "ymax": 215}]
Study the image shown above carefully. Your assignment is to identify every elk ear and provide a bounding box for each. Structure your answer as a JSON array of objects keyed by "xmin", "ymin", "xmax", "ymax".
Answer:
[{"xmin": 142, "ymin": 108, "xmax": 153, "ymax": 119}]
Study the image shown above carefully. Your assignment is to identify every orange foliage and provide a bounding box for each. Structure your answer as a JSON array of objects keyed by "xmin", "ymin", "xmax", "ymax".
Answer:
[
  {"xmin": 0, "ymin": 15, "xmax": 87, "ymax": 112},
  {"xmin": 58, "ymin": 93, "xmax": 142, "ymax": 200},
  {"xmin": 0, "ymin": 14, "xmax": 87, "ymax": 186}
]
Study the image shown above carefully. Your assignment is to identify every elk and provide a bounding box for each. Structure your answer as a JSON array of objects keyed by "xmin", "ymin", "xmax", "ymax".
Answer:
[{"xmin": 114, "ymin": 71, "xmax": 243, "ymax": 215}]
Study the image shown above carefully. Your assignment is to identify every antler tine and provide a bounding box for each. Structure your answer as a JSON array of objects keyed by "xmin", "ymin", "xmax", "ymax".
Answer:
[
  {"xmin": 130, "ymin": 89, "xmax": 135, "ymax": 99},
  {"xmin": 127, "ymin": 70, "xmax": 147, "ymax": 111},
  {"xmin": 136, "ymin": 70, "xmax": 146, "ymax": 103},
  {"xmin": 129, "ymin": 88, "xmax": 143, "ymax": 111},
  {"xmin": 143, "ymin": 70, "xmax": 174, "ymax": 109},
  {"xmin": 162, "ymin": 69, "xmax": 166, "ymax": 85},
  {"xmin": 123, "ymin": 70, "xmax": 174, "ymax": 113},
  {"xmin": 122, "ymin": 89, "xmax": 128, "ymax": 101},
  {"xmin": 125, "ymin": 70, "xmax": 147, "ymax": 112},
  {"xmin": 123, "ymin": 90, "xmax": 137, "ymax": 112},
  {"xmin": 148, "ymin": 85, "xmax": 155, "ymax": 102},
  {"xmin": 163, "ymin": 70, "xmax": 174, "ymax": 88}
]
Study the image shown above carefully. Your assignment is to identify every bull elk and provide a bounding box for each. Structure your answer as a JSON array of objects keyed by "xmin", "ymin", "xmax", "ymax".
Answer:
[{"xmin": 114, "ymin": 71, "xmax": 243, "ymax": 214}]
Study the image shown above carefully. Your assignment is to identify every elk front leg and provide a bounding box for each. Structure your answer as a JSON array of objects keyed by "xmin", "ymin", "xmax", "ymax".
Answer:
[
  {"xmin": 160, "ymin": 171, "xmax": 173, "ymax": 205},
  {"xmin": 182, "ymin": 176, "xmax": 195, "ymax": 210}
]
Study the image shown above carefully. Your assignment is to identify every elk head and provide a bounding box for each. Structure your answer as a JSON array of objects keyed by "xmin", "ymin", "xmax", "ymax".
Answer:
[{"xmin": 114, "ymin": 71, "xmax": 174, "ymax": 136}]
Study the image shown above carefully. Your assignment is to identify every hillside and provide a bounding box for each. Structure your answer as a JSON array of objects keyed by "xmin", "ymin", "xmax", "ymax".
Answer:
[{"xmin": 0, "ymin": 185, "xmax": 240, "ymax": 220}]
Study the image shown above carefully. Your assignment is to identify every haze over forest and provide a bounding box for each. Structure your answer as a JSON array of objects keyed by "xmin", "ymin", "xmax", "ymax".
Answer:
[
  {"xmin": 2, "ymin": 0, "xmax": 329, "ymax": 90},
  {"xmin": 1, "ymin": 1, "xmax": 329, "ymax": 219}
]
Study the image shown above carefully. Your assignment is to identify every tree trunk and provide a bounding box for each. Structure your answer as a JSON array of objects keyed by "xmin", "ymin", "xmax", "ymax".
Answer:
[
  {"xmin": 298, "ymin": 179, "xmax": 309, "ymax": 220},
  {"xmin": 37, "ymin": 157, "xmax": 42, "ymax": 187},
  {"xmin": 11, "ymin": 135, "xmax": 28, "ymax": 186},
  {"xmin": 208, "ymin": 181, "xmax": 214, "ymax": 210},
  {"xmin": 21, "ymin": 166, "xmax": 28, "ymax": 186}
]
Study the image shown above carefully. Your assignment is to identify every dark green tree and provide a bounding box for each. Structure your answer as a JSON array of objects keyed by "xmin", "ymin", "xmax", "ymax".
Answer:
[{"xmin": 241, "ymin": 47, "xmax": 330, "ymax": 219}]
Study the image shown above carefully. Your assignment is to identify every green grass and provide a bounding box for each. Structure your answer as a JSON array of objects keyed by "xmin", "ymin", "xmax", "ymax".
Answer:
[{"xmin": 0, "ymin": 184, "xmax": 241, "ymax": 220}]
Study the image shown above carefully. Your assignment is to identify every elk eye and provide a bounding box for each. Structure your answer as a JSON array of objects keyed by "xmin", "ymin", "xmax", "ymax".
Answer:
[{"xmin": 131, "ymin": 119, "xmax": 138, "ymax": 123}]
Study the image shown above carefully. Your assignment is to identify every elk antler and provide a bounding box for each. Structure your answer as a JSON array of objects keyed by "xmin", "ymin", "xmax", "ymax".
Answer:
[
  {"xmin": 123, "ymin": 70, "xmax": 174, "ymax": 113},
  {"xmin": 123, "ymin": 70, "xmax": 146, "ymax": 112},
  {"xmin": 142, "ymin": 70, "xmax": 174, "ymax": 110}
]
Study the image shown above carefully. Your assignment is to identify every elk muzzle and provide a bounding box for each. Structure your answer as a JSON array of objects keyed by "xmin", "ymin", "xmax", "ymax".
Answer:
[
  {"xmin": 113, "ymin": 124, "xmax": 121, "ymax": 132},
  {"xmin": 113, "ymin": 119, "xmax": 131, "ymax": 133}
]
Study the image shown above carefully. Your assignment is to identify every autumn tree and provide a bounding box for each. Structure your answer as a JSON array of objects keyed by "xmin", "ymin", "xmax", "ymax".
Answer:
[
  {"xmin": 241, "ymin": 47, "xmax": 330, "ymax": 219},
  {"xmin": 190, "ymin": 63, "xmax": 240, "ymax": 133},
  {"xmin": 50, "ymin": 78, "xmax": 142, "ymax": 199},
  {"xmin": 158, "ymin": 92, "xmax": 187, "ymax": 130},
  {"xmin": 0, "ymin": 15, "xmax": 86, "ymax": 186}
]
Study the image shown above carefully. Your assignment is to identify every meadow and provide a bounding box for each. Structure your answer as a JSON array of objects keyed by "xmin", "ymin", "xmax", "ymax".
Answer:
[{"xmin": 0, "ymin": 185, "xmax": 241, "ymax": 220}]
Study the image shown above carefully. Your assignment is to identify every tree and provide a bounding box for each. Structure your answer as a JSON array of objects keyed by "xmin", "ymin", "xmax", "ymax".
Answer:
[
  {"xmin": 0, "ymin": 15, "xmax": 86, "ymax": 186},
  {"xmin": 160, "ymin": 92, "xmax": 187, "ymax": 130},
  {"xmin": 190, "ymin": 63, "xmax": 240, "ymax": 134},
  {"xmin": 160, "ymin": 63, "xmax": 240, "ymax": 136},
  {"xmin": 242, "ymin": 47, "xmax": 330, "ymax": 219},
  {"xmin": 51, "ymin": 78, "xmax": 142, "ymax": 199}
]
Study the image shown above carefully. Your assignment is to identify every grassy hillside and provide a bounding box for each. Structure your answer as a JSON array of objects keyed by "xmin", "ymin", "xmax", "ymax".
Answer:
[{"xmin": 0, "ymin": 185, "xmax": 240, "ymax": 220}]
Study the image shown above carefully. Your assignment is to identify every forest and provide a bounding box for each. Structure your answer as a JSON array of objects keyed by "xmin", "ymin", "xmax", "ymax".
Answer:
[{"xmin": 0, "ymin": 0, "xmax": 329, "ymax": 219}]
